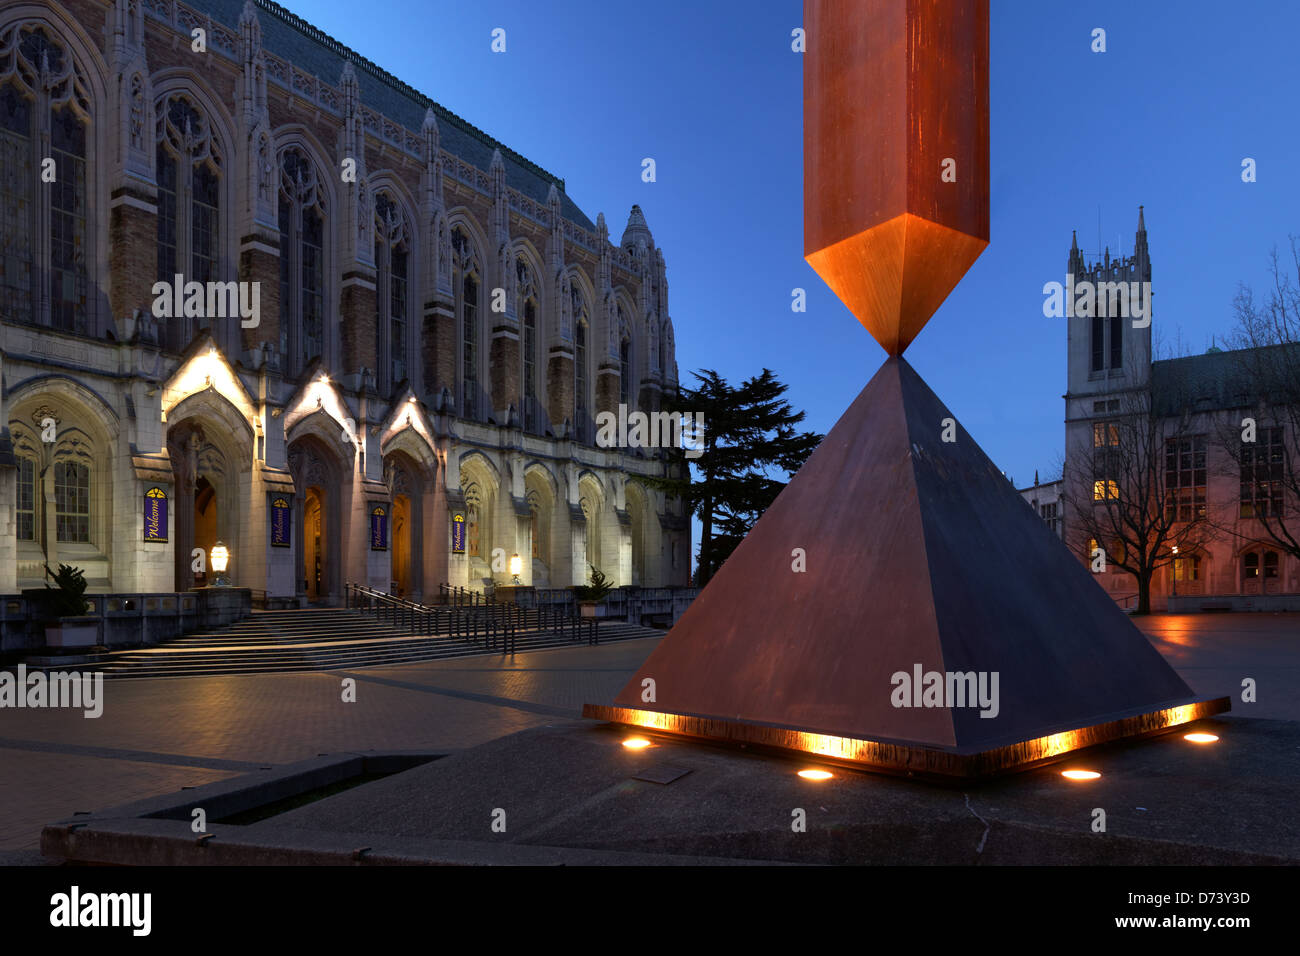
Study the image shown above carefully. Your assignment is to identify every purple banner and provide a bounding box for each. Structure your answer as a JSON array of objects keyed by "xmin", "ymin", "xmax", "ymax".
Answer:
[
  {"xmin": 451, "ymin": 513, "xmax": 466, "ymax": 553},
  {"xmin": 144, "ymin": 487, "xmax": 168, "ymax": 542},
  {"xmin": 271, "ymin": 497, "xmax": 291, "ymax": 548},
  {"xmin": 370, "ymin": 505, "xmax": 388, "ymax": 551}
]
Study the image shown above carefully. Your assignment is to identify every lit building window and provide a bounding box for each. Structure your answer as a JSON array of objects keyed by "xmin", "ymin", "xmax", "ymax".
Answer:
[
  {"xmin": 1093, "ymin": 421, "xmax": 1120, "ymax": 501},
  {"xmin": 1173, "ymin": 554, "xmax": 1200, "ymax": 582}
]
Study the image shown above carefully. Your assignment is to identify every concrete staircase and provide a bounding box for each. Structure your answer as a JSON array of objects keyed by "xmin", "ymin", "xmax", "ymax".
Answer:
[{"xmin": 93, "ymin": 607, "xmax": 665, "ymax": 679}]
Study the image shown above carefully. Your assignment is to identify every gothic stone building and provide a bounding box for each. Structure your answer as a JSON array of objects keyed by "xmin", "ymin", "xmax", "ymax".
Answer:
[
  {"xmin": 1056, "ymin": 209, "xmax": 1298, "ymax": 611},
  {"xmin": 0, "ymin": 0, "xmax": 690, "ymax": 605}
]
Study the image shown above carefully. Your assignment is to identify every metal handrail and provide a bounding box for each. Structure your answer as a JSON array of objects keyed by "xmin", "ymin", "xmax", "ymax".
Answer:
[{"xmin": 346, "ymin": 582, "xmax": 597, "ymax": 651}]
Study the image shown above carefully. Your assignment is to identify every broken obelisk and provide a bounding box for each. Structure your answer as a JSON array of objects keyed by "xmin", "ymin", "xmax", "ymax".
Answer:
[{"xmin": 584, "ymin": 0, "xmax": 1228, "ymax": 778}]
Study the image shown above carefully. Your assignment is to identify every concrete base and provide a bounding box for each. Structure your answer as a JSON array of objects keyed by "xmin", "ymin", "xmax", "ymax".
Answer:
[
  {"xmin": 43, "ymin": 618, "xmax": 99, "ymax": 649},
  {"xmin": 1167, "ymin": 593, "xmax": 1300, "ymax": 613},
  {"xmin": 40, "ymin": 715, "xmax": 1299, "ymax": 865},
  {"xmin": 492, "ymin": 586, "xmax": 535, "ymax": 606}
]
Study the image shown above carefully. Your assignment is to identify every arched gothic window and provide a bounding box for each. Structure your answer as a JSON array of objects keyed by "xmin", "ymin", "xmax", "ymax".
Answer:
[
  {"xmin": 15, "ymin": 454, "xmax": 35, "ymax": 540},
  {"xmin": 0, "ymin": 24, "xmax": 91, "ymax": 333},
  {"xmin": 619, "ymin": 336, "xmax": 631, "ymax": 408},
  {"xmin": 278, "ymin": 148, "xmax": 327, "ymax": 375},
  {"xmin": 373, "ymin": 191, "xmax": 408, "ymax": 394},
  {"xmin": 54, "ymin": 459, "xmax": 90, "ymax": 542},
  {"xmin": 517, "ymin": 257, "xmax": 539, "ymax": 431},
  {"xmin": 573, "ymin": 285, "xmax": 589, "ymax": 440},
  {"xmin": 156, "ymin": 95, "xmax": 222, "ymax": 351},
  {"xmin": 452, "ymin": 226, "xmax": 480, "ymax": 421}
]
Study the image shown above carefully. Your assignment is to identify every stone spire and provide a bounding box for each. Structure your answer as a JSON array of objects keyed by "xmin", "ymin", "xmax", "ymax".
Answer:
[
  {"xmin": 489, "ymin": 150, "xmax": 513, "ymax": 316},
  {"xmin": 236, "ymin": 0, "xmax": 274, "ymax": 231},
  {"xmin": 597, "ymin": 212, "xmax": 615, "ymax": 358},
  {"xmin": 1067, "ymin": 229, "xmax": 1084, "ymax": 277},
  {"xmin": 422, "ymin": 108, "xmax": 450, "ymax": 297},
  {"xmin": 337, "ymin": 61, "xmax": 372, "ymax": 268},
  {"xmin": 109, "ymin": 0, "xmax": 152, "ymax": 183},
  {"xmin": 1134, "ymin": 204, "xmax": 1149, "ymax": 267},
  {"xmin": 620, "ymin": 204, "xmax": 653, "ymax": 263},
  {"xmin": 547, "ymin": 184, "xmax": 569, "ymax": 341}
]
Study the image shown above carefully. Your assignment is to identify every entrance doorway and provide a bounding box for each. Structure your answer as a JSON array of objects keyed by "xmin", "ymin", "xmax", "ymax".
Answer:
[
  {"xmin": 392, "ymin": 494, "xmax": 411, "ymax": 597},
  {"xmin": 194, "ymin": 476, "xmax": 217, "ymax": 587},
  {"xmin": 304, "ymin": 486, "xmax": 324, "ymax": 603}
]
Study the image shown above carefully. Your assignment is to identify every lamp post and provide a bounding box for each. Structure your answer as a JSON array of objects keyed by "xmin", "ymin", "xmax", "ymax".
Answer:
[
  {"xmin": 509, "ymin": 553, "xmax": 522, "ymax": 585},
  {"xmin": 1171, "ymin": 546, "xmax": 1179, "ymax": 598},
  {"xmin": 211, "ymin": 541, "xmax": 230, "ymax": 587}
]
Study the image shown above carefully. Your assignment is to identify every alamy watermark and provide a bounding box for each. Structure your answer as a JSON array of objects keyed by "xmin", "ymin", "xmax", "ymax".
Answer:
[
  {"xmin": 151, "ymin": 274, "xmax": 260, "ymax": 328},
  {"xmin": 0, "ymin": 664, "xmax": 103, "ymax": 718},
  {"xmin": 595, "ymin": 405, "xmax": 704, "ymax": 459},
  {"xmin": 890, "ymin": 663, "xmax": 1000, "ymax": 719},
  {"xmin": 50, "ymin": 886, "xmax": 150, "ymax": 936},
  {"xmin": 1042, "ymin": 275, "xmax": 1151, "ymax": 328}
]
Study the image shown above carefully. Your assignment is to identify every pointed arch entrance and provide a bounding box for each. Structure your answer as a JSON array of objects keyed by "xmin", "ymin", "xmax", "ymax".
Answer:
[
  {"xmin": 166, "ymin": 402, "xmax": 251, "ymax": 591},
  {"xmin": 288, "ymin": 435, "xmax": 346, "ymax": 605},
  {"xmin": 383, "ymin": 449, "xmax": 431, "ymax": 599}
]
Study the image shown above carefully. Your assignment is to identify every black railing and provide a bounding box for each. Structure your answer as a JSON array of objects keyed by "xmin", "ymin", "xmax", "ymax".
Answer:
[{"xmin": 347, "ymin": 583, "xmax": 596, "ymax": 652}]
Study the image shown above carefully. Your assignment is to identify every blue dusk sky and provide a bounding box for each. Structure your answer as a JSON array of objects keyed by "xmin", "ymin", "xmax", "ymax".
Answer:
[{"xmin": 290, "ymin": 0, "xmax": 1300, "ymax": 488}]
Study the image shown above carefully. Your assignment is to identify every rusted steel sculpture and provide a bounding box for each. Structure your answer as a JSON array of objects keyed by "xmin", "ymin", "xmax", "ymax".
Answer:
[{"xmin": 584, "ymin": 0, "xmax": 1227, "ymax": 778}]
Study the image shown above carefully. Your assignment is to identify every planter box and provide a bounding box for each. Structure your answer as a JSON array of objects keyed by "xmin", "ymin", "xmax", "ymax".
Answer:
[
  {"xmin": 44, "ymin": 617, "xmax": 99, "ymax": 649},
  {"xmin": 579, "ymin": 602, "xmax": 607, "ymax": 619}
]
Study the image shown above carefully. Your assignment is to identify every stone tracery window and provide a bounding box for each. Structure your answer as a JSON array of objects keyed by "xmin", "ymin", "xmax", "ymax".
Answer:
[
  {"xmin": 278, "ymin": 147, "xmax": 327, "ymax": 375},
  {"xmin": 373, "ymin": 191, "xmax": 408, "ymax": 394},
  {"xmin": 619, "ymin": 336, "xmax": 631, "ymax": 408},
  {"xmin": 0, "ymin": 24, "xmax": 91, "ymax": 333},
  {"xmin": 452, "ymin": 226, "xmax": 480, "ymax": 421},
  {"xmin": 573, "ymin": 285, "xmax": 589, "ymax": 440},
  {"xmin": 16, "ymin": 455, "xmax": 35, "ymax": 540},
  {"xmin": 156, "ymin": 95, "xmax": 222, "ymax": 350},
  {"xmin": 54, "ymin": 459, "xmax": 89, "ymax": 543},
  {"xmin": 517, "ymin": 257, "xmax": 538, "ymax": 432}
]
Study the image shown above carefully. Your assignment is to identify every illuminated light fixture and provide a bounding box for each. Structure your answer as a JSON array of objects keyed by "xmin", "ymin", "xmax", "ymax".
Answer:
[
  {"xmin": 1184, "ymin": 732, "xmax": 1218, "ymax": 744},
  {"xmin": 797, "ymin": 769, "xmax": 833, "ymax": 781},
  {"xmin": 509, "ymin": 553, "xmax": 522, "ymax": 584},
  {"xmin": 320, "ymin": 372, "xmax": 330, "ymax": 384},
  {"xmin": 1061, "ymin": 769, "xmax": 1101, "ymax": 781},
  {"xmin": 622, "ymin": 738, "xmax": 651, "ymax": 750},
  {"xmin": 210, "ymin": 541, "xmax": 230, "ymax": 586}
]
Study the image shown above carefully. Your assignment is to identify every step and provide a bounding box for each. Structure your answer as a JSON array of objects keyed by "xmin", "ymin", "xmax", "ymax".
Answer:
[{"xmin": 96, "ymin": 626, "xmax": 663, "ymax": 679}]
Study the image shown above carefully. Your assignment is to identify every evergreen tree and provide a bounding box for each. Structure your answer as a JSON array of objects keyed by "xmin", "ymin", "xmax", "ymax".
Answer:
[{"xmin": 649, "ymin": 369, "xmax": 821, "ymax": 586}]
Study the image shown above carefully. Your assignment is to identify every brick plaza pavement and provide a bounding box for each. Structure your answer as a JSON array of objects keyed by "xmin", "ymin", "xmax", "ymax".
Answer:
[
  {"xmin": 0, "ymin": 637, "xmax": 662, "ymax": 856},
  {"xmin": 1, "ymin": 613, "xmax": 1296, "ymax": 860}
]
